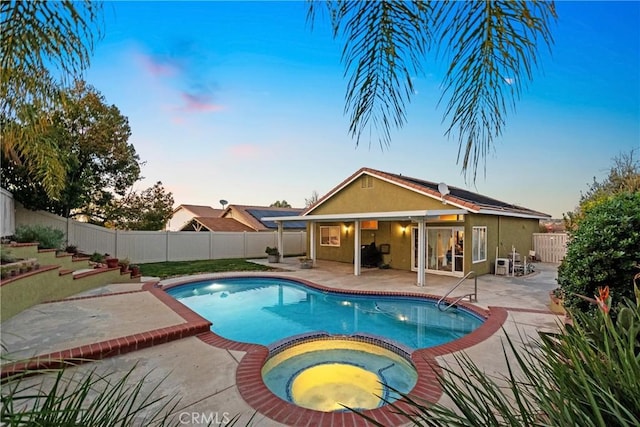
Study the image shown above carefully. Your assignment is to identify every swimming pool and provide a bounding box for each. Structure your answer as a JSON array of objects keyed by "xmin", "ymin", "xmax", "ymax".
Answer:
[{"xmin": 166, "ymin": 276, "xmax": 484, "ymax": 350}]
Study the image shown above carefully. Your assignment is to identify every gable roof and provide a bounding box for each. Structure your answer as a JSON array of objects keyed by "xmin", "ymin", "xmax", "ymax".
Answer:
[
  {"xmin": 223, "ymin": 205, "xmax": 306, "ymax": 230},
  {"xmin": 173, "ymin": 204, "xmax": 223, "ymax": 218},
  {"xmin": 305, "ymin": 167, "xmax": 550, "ymax": 219},
  {"xmin": 182, "ymin": 217, "xmax": 255, "ymax": 232}
]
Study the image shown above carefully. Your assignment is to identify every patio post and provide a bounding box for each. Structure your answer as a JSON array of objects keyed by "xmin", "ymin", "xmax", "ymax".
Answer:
[
  {"xmin": 417, "ymin": 218, "xmax": 426, "ymax": 286},
  {"xmin": 354, "ymin": 220, "xmax": 361, "ymax": 276},
  {"xmin": 277, "ymin": 221, "xmax": 283, "ymax": 262},
  {"xmin": 309, "ymin": 221, "xmax": 316, "ymax": 263}
]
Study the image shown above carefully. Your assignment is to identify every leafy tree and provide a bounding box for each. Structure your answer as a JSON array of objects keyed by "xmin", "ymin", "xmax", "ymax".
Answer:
[
  {"xmin": 1, "ymin": 1, "xmax": 103, "ymax": 198},
  {"xmin": 305, "ymin": 190, "xmax": 320, "ymax": 208},
  {"xmin": 1, "ymin": 81, "xmax": 141, "ymax": 223},
  {"xmin": 558, "ymin": 191, "xmax": 640, "ymax": 315},
  {"xmin": 107, "ymin": 181, "xmax": 175, "ymax": 231},
  {"xmin": 270, "ymin": 200, "xmax": 292, "ymax": 208},
  {"xmin": 309, "ymin": 1, "xmax": 556, "ymax": 180},
  {"xmin": 564, "ymin": 149, "xmax": 640, "ymax": 230}
]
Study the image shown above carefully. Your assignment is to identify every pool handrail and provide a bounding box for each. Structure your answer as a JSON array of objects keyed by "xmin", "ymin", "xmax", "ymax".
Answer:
[{"xmin": 437, "ymin": 271, "xmax": 477, "ymax": 311}]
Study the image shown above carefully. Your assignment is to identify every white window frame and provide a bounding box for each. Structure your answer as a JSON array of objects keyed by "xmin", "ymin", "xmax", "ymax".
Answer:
[
  {"xmin": 320, "ymin": 225, "xmax": 341, "ymax": 247},
  {"xmin": 472, "ymin": 226, "xmax": 487, "ymax": 263}
]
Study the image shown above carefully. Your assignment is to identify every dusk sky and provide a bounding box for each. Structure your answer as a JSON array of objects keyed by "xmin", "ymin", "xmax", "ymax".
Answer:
[{"xmin": 84, "ymin": 1, "xmax": 640, "ymax": 219}]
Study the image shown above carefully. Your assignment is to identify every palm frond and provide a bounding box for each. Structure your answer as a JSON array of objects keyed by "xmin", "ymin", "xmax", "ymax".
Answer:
[
  {"xmin": 0, "ymin": 0, "xmax": 103, "ymax": 199},
  {"xmin": 435, "ymin": 0, "xmax": 556, "ymax": 180},
  {"xmin": 312, "ymin": 0, "xmax": 556, "ymax": 181},
  {"xmin": 314, "ymin": 0, "xmax": 432, "ymax": 149}
]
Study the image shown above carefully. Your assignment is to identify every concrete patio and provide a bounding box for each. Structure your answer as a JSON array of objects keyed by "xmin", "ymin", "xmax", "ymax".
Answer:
[{"xmin": 0, "ymin": 259, "xmax": 562, "ymax": 426}]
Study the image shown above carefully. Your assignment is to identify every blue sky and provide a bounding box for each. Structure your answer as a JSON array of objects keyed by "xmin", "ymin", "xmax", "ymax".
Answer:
[{"xmin": 84, "ymin": 1, "xmax": 640, "ymax": 218}]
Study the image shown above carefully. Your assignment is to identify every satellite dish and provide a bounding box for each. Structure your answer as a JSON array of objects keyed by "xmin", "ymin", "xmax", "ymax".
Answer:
[
  {"xmin": 219, "ymin": 199, "xmax": 228, "ymax": 209},
  {"xmin": 437, "ymin": 182, "xmax": 449, "ymax": 204}
]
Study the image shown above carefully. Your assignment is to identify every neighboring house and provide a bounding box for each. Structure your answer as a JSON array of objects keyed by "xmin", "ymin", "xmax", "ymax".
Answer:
[
  {"xmin": 168, "ymin": 203, "xmax": 306, "ymax": 232},
  {"xmin": 264, "ymin": 167, "xmax": 550, "ymax": 286},
  {"xmin": 165, "ymin": 204, "xmax": 224, "ymax": 231},
  {"xmin": 180, "ymin": 217, "xmax": 255, "ymax": 232},
  {"xmin": 221, "ymin": 205, "xmax": 306, "ymax": 231}
]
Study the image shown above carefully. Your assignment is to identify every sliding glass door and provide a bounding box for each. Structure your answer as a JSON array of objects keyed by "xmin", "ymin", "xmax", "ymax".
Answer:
[{"xmin": 412, "ymin": 226, "xmax": 464, "ymax": 276}]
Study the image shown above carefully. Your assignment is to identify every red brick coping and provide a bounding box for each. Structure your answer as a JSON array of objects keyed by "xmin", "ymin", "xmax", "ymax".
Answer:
[{"xmin": 160, "ymin": 275, "xmax": 509, "ymax": 427}]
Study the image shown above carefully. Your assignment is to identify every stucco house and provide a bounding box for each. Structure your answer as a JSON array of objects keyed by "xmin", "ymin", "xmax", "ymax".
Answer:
[
  {"xmin": 166, "ymin": 204, "xmax": 224, "ymax": 231},
  {"xmin": 264, "ymin": 167, "xmax": 550, "ymax": 286},
  {"xmin": 167, "ymin": 203, "xmax": 306, "ymax": 232}
]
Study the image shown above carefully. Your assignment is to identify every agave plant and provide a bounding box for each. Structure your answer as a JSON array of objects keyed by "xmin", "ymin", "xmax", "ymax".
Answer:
[{"xmin": 1, "ymin": 365, "xmax": 180, "ymax": 426}]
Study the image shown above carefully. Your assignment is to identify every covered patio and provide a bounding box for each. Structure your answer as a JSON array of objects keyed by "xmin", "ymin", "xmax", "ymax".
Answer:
[{"xmin": 263, "ymin": 209, "xmax": 468, "ymax": 287}]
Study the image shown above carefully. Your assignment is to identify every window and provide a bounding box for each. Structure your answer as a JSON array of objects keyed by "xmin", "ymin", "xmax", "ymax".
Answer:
[
  {"xmin": 320, "ymin": 226, "xmax": 341, "ymax": 247},
  {"xmin": 472, "ymin": 226, "xmax": 487, "ymax": 263}
]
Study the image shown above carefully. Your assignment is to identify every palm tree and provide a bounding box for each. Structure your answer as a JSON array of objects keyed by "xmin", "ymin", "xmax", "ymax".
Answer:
[
  {"xmin": 309, "ymin": 1, "xmax": 556, "ymax": 181},
  {"xmin": 0, "ymin": 0, "xmax": 103, "ymax": 198}
]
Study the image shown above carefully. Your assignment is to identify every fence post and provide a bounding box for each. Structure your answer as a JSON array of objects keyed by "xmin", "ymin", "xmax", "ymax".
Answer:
[
  {"xmin": 165, "ymin": 231, "xmax": 169, "ymax": 262},
  {"xmin": 209, "ymin": 231, "xmax": 213, "ymax": 260}
]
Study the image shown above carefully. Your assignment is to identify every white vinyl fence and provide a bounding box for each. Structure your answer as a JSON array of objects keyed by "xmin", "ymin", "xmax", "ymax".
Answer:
[
  {"xmin": 14, "ymin": 204, "xmax": 306, "ymax": 264},
  {"xmin": 1, "ymin": 188, "xmax": 15, "ymax": 238},
  {"xmin": 533, "ymin": 233, "xmax": 567, "ymax": 263}
]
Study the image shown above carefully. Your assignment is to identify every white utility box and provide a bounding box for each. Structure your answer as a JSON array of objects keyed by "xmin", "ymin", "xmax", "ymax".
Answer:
[{"xmin": 495, "ymin": 258, "xmax": 509, "ymax": 275}]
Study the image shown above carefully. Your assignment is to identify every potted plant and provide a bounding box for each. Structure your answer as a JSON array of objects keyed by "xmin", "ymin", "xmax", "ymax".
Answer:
[
  {"xmin": 118, "ymin": 258, "xmax": 130, "ymax": 273},
  {"xmin": 89, "ymin": 252, "xmax": 105, "ymax": 267},
  {"xmin": 105, "ymin": 254, "xmax": 119, "ymax": 268},
  {"xmin": 549, "ymin": 288, "xmax": 565, "ymax": 314},
  {"xmin": 129, "ymin": 264, "xmax": 140, "ymax": 276},
  {"xmin": 299, "ymin": 257, "xmax": 313, "ymax": 269},
  {"xmin": 265, "ymin": 247, "xmax": 280, "ymax": 263}
]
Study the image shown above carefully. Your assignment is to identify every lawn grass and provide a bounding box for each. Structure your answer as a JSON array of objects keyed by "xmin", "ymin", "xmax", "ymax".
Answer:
[{"xmin": 138, "ymin": 258, "xmax": 275, "ymax": 279}]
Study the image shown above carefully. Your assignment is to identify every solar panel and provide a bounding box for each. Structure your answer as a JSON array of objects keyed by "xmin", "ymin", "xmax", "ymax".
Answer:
[{"xmin": 246, "ymin": 209, "xmax": 307, "ymax": 229}]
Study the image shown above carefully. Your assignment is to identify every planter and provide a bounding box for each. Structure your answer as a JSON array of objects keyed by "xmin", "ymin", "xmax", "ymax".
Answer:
[
  {"xmin": 106, "ymin": 258, "xmax": 119, "ymax": 268},
  {"xmin": 130, "ymin": 266, "xmax": 140, "ymax": 276},
  {"xmin": 267, "ymin": 254, "xmax": 280, "ymax": 263},
  {"xmin": 549, "ymin": 291, "xmax": 565, "ymax": 315}
]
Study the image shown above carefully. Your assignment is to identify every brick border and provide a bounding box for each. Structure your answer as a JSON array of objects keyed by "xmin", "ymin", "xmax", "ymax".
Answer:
[{"xmin": 160, "ymin": 275, "xmax": 509, "ymax": 427}]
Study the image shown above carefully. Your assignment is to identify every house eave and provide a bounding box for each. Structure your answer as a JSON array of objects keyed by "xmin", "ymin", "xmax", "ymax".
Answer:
[
  {"xmin": 476, "ymin": 209, "xmax": 551, "ymax": 220},
  {"xmin": 263, "ymin": 209, "xmax": 469, "ymax": 223}
]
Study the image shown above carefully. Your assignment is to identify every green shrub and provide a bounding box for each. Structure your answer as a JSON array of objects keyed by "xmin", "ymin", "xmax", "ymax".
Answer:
[
  {"xmin": 89, "ymin": 252, "xmax": 105, "ymax": 263},
  {"xmin": 558, "ymin": 191, "xmax": 640, "ymax": 314},
  {"xmin": 13, "ymin": 225, "xmax": 65, "ymax": 250},
  {"xmin": 1, "ymin": 250, "xmax": 17, "ymax": 263}
]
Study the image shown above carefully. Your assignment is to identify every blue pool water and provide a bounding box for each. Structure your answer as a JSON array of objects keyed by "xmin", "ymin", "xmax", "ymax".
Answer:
[{"xmin": 167, "ymin": 277, "xmax": 484, "ymax": 350}]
